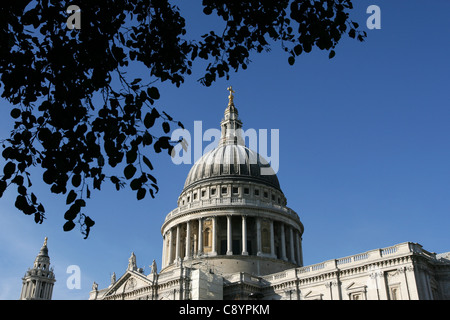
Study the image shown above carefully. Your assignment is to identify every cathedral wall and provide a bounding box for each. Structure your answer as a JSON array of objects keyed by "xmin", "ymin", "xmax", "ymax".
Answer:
[{"xmin": 190, "ymin": 269, "xmax": 223, "ymax": 300}]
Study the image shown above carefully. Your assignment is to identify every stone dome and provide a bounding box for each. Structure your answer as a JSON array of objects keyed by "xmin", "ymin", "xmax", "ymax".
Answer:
[
  {"xmin": 160, "ymin": 87, "xmax": 303, "ymax": 277},
  {"xmin": 183, "ymin": 144, "xmax": 281, "ymax": 192}
]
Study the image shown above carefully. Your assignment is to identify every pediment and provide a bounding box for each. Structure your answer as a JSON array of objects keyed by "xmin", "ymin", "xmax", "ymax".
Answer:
[
  {"xmin": 303, "ymin": 290, "xmax": 323, "ymax": 300},
  {"xmin": 103, "ymin": 270, "xmax": 153, "ymax": 298},
  {"xmin": 346, "ymin": 281, "xmax": 367, "ymax": 291}
]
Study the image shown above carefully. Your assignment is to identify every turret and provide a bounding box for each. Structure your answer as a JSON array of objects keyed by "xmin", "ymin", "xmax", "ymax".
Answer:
[{"xmin": 20, "ymin": 237, "xmax": 56, "ymax": 300}]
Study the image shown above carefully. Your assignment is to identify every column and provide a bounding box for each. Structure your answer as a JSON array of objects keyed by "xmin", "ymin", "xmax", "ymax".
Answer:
[
  {"xmin": 378, "ymin": 271, "xmax": 388, "ymax": 300},
  {"xmin": 270, "ymin": 220, "xmax": 275, "ymax": 258},
  {"xmin": 296, "ymin": 232, "xmax": 302, "ymax": 266},
  {"xmin": 175, "ymin": 225, "xmax": 181, "ymax": 262},
  {"xmin": 198, "ymin": 218, "xmax": 203, "ymax": 256},
  {"xmin": 211, "ymin": 216, "xmax": 217, "ymax": 255},
  {"xmin": 24, "ymin": 282, "xmax": 30, "ymax": 299},
  {"xmin": 227, "ymin": 215, "xmax": 233, "ymax": 255},
  {"xmin": 242, "ymin": 215, "xmax": 248, "ymax": 255},
  {"xmin": 256, "ymin": 217, "xmax": 262, "ymax": 256},
  {"xmin": 167, "ymin": 230, "xmax": 173, "ymax": 265},
  {"xmin": 289, "ymin": 226, "xmax": 296, "ymax": 264},
  {"xmin": 185, "ymin": 220, "xmax": 191, "ymax": 260},
  {"xmin": 299, "ymin": 236, "xmax": 304, "ymax": 266},
  {"xmin": 43, "ymin": 282, "xmax": 49, "ymax": 300},
  {"xmin": 161, "ymin": 234, "xmax": 166, "ymax": 268},
  {"xmin": 49, "ymin": 283, "xmax": 54, "ymax": 300},
  {"xmin": 280, "ymin": 223, "xmax": 287, "ymax": 261},
  {"xmin": 34, "ymin": 282, "xmax": 41, "ymax": 299},
  {"xmin": 193, "ymin": 234, "xmax": 198, "ymax": 256}
]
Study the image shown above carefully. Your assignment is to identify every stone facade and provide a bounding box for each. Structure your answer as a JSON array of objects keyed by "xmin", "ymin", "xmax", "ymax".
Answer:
[
  {"xmin": 89, "ymin": 242, "xmax": 450, "ymax": 300},
  {"xmin": 89, "ymin": 89, "xmax": 450, "ymax": 300}
]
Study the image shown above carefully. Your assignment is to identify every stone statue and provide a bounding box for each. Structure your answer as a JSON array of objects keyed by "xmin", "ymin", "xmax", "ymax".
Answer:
[
  {"xmin": 111, "ymin": 272, "xmax": 116, "ymax": 285},
  {"xmin": 92, "ymin": 281, "xmax": 98, "ymax": 291},
  {"xmin": 151, "ymin": 260, "xmax": 157, "ymax": 275},
  {"xmin": 128, "ymin": 252, "xmax": 137, "ymax": 270}
]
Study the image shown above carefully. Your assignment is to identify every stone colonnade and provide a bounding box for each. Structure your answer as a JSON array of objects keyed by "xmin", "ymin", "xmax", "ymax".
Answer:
[
  {"xmin": 162, "ymin": 214, "xmax": 303, "ymax": 269},
  {"xmin": 20, "ymin": 278, "xmax": 54, "ymax": 300}
]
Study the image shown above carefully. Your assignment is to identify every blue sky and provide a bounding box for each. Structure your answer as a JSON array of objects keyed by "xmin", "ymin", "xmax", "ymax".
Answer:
[{"xmin": 1, "ymin": 1, "xmax": 449, "ymax": 299}]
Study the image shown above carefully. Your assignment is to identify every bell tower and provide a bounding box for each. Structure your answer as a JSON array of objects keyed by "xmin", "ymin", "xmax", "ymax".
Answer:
[{"xmin": 20, "ymin": 237, "xmax": 56, "ymax": 300}]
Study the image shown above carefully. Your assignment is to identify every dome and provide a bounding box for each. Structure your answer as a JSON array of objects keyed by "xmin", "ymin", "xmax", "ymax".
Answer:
[
  {"xmin": 183, "ymin": 143, "xmax": 281, "ymax": 191},
  {"xmin": 183, "ymin": 86, "xmax": 281, "ymax": 192},
  {"xmin": 160, "ymin": 87, "xmax": 303, "ymax": 277}
]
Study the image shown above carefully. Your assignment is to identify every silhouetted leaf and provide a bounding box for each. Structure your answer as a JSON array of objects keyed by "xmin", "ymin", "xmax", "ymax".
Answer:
[
  {"xmin": 130, "ymin": 178, "xmax": 141, "ymax": 191},
  {"xmin": 11, "ymin": 175, "xmax": 24, "ymax": 186},
  {"xmin": 3, "ymin": 162, "xmax": 16, "ymax": 179},
  {"xmin": 349, "ymin": 29, "xmax": 356, "ymax": 39},
  {"xmin": 124, "ymin": 164, "xmax": 137, "ymax": 179},
  {"xmin": 144, "ymin": 112, "xmax": 156, "ymax": 129},
  {"xmin": 288, "ymin": 56, "xmax": 295, "ymax": 65},
  {"xmin": 10, "ymin": 108, "xmax": 21, "ymax": 119},
  {"xmin": 15, "ymin": 195, "xmax": 27, "ymax": 211},
  {"xmin": 143, "ymin": 131, "xmax": 153, "ymax": 146},
  {"xmin": 66, "ymin": 190, "xmax": 77, "ymax": 204},
  {"xmin": 142, "ymin": 155, "xmax": 154, "ymax": 171},
  {"xmin": 34, "ymin": 212, "xmax": 43, "ymax": 224},
  {"xmin": 30, "ymin": 193, "xmax": 37, "ymax": 204},
  {"xmin": 126, "ymin": 148, "xmax": 137, "ymax": 164},
  {"xmin": 75, "ymin": 199, "xmax": 86, "ymax": 207},
  {"xmin": 137, "ymin": 187, "xmax": 146, "ymax": 200},
  {"xmin": 162, "ymin": 121, "xmax": 170, "ymax": 133},
  {"xmin": 151, "ymin": 183, "xmax": 159, "ymax": 194},
  {"xmin": 147, "ymin": 87, "xmax": 160, "ymax": 100},
  {"xmin": 72, "ymin": 174, "xmax": 82, "ymax": 188},
  {"xmin": 64, "ymin": 204, "xmax": 80, "ymax": 221},
  {"xmin": 37, "ymin": 203, "xmax": 45, "ymax": 213},
  {"xmin": 293, "ymin": 44, "xmax": 302, "ymax": 56},
  {"xmin": 63, "ymin": 220, "xmax": 76, "ymax": 232},
  {"xmin": 84, "ymin": 216, "xmax": 95, "ymax": 227}
]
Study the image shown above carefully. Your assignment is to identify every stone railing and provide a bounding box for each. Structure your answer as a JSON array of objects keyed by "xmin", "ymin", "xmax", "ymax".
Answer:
[
  {"xmin": 262, "ymin": 269, "xmax": 296, "ymax": 282},
  {"xmin": 264, "ymin": 242, "xmax": 438, "ymax": 283},
  {"xmin": 164, "ymin": 197, "xmax": 300, "ymax": 222},
  {"xmin": 223, "ymin": 272, "xmax": 262, "ymax": 285}
]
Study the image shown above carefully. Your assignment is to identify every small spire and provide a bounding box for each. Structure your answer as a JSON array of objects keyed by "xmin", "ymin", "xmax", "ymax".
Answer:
[{"xmin": 220, "ymin": 86, "xmax": 243, "ymax": 146}]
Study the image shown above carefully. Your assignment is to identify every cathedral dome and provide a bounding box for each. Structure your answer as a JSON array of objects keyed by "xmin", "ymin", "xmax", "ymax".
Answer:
[
  {"xmin": 183, "ymin": 86, "xmax": 280, "ymax": 192},
  {"xmin": 160, "ymin": 87, "xmax": 303, "ymax": 277},
  {"xmin": 183, "ymin": 144, "xmax": 281, "ymax": 192}
]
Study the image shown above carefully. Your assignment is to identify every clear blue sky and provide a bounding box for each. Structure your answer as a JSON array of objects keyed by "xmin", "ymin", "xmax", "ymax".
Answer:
[{"xmin": 1, "ymin": 1, "xmax": 449, "ymax": 299}]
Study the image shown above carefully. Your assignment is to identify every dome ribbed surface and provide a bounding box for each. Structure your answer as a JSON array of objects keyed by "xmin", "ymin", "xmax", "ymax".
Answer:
[{"xmin": 183, "ymin": 144, "xmax": 280, "ymax": 191}]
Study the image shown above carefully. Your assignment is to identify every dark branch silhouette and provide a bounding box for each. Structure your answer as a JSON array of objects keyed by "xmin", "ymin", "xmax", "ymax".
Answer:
[{"xmin": 0, "ymin": 0, "xmax": 366, "ymax": 237}]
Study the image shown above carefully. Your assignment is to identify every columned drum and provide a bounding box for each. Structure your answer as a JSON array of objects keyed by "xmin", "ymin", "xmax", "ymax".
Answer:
[{"xmin": 160, "ymin": 88, "xmax": 304, "ymax": 276}]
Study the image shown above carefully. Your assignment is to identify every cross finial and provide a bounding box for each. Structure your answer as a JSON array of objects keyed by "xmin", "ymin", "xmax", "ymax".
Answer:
[{"xmin": 227, "ymin": 86, "xmax": 235, "ymax": 104}]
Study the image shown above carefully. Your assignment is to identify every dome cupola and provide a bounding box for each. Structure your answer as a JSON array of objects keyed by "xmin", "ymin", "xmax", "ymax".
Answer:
[
  {"xmin": 183, "ymin": 86, "xmax": 281, "ymax": 192},
  {"xmin": 160, "ymin": 88, "xmax": 304, "ymax": 277}
]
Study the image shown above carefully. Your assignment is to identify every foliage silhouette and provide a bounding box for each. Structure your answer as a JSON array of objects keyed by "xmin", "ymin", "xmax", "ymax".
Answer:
[{"xmin": 0, "ymin": 0, "xmax": 366, "ymax": 238}]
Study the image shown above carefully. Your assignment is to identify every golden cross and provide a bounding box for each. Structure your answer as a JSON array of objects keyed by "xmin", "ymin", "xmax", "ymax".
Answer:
[{"xmin": 227, "ymin": 86, "xmax": 235, "ymax": 103}]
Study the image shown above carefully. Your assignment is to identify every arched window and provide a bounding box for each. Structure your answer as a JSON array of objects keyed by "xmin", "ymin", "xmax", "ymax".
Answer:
[{"xmin": 203, "ymin": 228, "xmax": 211, "ymax": 247}]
